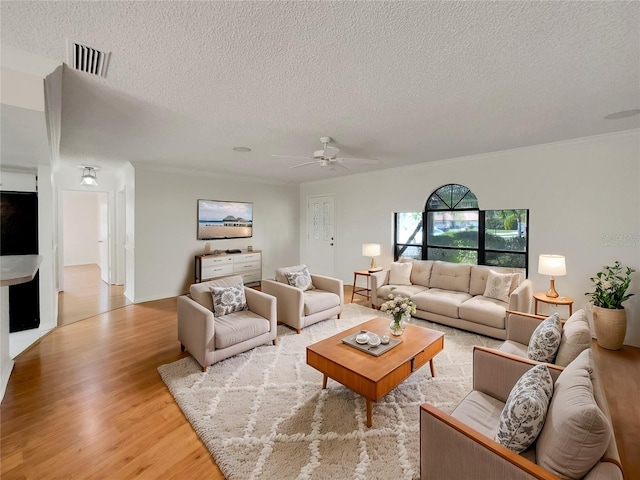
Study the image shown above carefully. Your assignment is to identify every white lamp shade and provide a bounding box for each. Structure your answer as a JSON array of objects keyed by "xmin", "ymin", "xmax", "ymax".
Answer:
[
  {"xmin": 538, "ymin": 254, "xmax": 566, "ymax": 276},
  {"xmin": 362, "ymin": 243, "xmax": 381, "ymax": 257}
]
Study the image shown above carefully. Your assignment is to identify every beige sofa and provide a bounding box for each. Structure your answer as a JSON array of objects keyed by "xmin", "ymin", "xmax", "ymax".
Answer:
[
  {"xmin": 371, "ymin": 260, "xmax": 533, "ymax": 339},
  {"xmin": 420, "ymin": 347, "xmax": 623, "ymax": 479}
]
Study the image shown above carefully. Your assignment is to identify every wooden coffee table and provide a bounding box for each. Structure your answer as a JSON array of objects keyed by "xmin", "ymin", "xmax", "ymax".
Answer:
[{"xmin": 306, "ymin": 317, "xmax": 444, "ymax": 427}]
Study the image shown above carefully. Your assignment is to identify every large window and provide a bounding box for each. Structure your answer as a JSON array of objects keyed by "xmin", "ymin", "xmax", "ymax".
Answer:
[
  {"xmin": 394, "ymin": 212, "xmax": 423, "ymax": 260},
  {"xmin": 426, "ymin": 184, "xmax": 479, "ymax": 264},
  {"xmin": 393, "ymin": 184, "xmax": 528, "ymax": 272}
]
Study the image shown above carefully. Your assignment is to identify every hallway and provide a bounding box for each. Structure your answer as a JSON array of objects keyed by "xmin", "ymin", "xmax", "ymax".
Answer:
[{"xmin": 58, "ymin": 264, "xmax": 131, "ymax": 326}]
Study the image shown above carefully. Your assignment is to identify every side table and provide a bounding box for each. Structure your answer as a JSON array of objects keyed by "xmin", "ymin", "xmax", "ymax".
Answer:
[
  {"xmin": 351, "ymin": 270, "xmax": 373, "ymax": 303},
  {"xmin": 533, "ymin": 292, "xmax": 574, "ymax": 317}
]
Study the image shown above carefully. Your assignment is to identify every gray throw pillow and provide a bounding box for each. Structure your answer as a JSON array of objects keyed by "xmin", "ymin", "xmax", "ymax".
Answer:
[
  {"xmin": 495, "ymin": 364, "xmax": 553, "ymax": 453},
  {"xmin": 285, "ymin": 266, "xmax": 315, "ymax": 291},
  {"xmin": 211, "ymin": 283, "xmax": 247, "ymax": 317},
  {"xmin": 528, "ymin": 313, "xmax": 562, "ymax": 363}
]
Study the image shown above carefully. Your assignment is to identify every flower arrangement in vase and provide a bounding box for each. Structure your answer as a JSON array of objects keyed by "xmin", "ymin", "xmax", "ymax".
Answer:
[
  {"xmin": 585, "ymin": 261, "xmax": 635, "ymax": 350},
  {"xmin": 380, "ymin": 290, "xmax": 416, "ymax": 335}
]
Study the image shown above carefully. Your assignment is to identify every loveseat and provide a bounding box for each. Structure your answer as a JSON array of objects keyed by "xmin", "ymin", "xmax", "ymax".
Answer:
[
  {"xmin": 370, "ymin": 259, "xmax": 532, "ymax": 340},
  {"xmin": 420, "ymin": 347, "xmax": 623, "ymax": 479}
]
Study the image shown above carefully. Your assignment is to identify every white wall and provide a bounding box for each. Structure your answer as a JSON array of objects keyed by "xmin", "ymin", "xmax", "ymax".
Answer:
[
  {"xmin": 36, "ymin": 165, "xmax": 56, "ymax": 332},
  {"xmin": 62, "ymin": 190, "xmax": 100, "ymax": 266},
  {"xmin": 132, "ymin": 166, "xmax": 300, "ymax": 302},
  {"xmin": 120, "ymin": 162, "xmax": 135, "ymax": 301},
  {"xmin": 300, "ymin": 130, "xmax": 640, "ymax": 347}
]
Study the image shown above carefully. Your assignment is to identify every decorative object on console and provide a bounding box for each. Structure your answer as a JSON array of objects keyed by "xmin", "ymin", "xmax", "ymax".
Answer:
[
  {"xmin": 80, "ymin": 166, "xmax": 98, "ymax": 186},
  {"xmin": 538, "ymin": 254, "xmax": 566, "ymax": 298},
  {"xmin": 362, "ymin": 243, "xmax": 382, "ymax": 272},
  {"xmin": 585, "ymin": 260, "xmax": 635, "ymax": 350},
  {"xmin": 380, "ymin": 290, "xmax": 416, "ymax": 335}
]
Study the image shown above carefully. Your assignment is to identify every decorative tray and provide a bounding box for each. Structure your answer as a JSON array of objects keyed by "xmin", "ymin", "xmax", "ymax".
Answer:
[{"xmin": 342, "ymin": 330, "xmax": 402, "ymax": 357}]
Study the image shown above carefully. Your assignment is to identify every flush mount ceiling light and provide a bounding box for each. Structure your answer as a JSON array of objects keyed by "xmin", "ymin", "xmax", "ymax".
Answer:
[
  {"xmin": 80, "ymin": 166, "xmax": 99, "ymax": 186},
  {"xmin": 604, "ymin": 109, "xmax": 640, "ymax": 120},
  {"xmin": 233, "ymin": 147, "xmax": 252, "ymax": 152}
]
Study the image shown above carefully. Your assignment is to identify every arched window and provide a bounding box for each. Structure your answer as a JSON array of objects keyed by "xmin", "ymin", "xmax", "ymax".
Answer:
[
  {"xmin": 426, "ymin": 184, "xmax": 479, "ymax": 264},
  {"xmin": 393, "ymin": 184, "xmax": 528, "ymax": 271}
]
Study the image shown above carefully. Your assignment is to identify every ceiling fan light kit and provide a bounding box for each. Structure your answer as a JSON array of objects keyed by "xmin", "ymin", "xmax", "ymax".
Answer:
[{"xmin": 272, "ymin": 136, "xmax": 379, "ymax": 171}]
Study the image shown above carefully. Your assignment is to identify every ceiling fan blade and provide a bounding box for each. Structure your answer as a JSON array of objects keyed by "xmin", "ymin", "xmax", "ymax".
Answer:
[
  {"xmin": 289, "ymin": 161, "xmax": 318, "ymax": 169},
  {"xmin": 272, "ymin": 154, "xmax": 311, "ymax": 160},
  {"xmin": 323, "ymin": 145, "xmax": 340, "ymax": 158},
  {"xmin": 336, "ymin": 157, "xmax": 379, "ymax": 165}
]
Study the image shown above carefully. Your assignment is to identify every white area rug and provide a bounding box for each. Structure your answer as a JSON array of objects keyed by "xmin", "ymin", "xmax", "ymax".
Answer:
[{"xmin": 158, "ymin": 304, "xmax": 501, "ymax": 480}]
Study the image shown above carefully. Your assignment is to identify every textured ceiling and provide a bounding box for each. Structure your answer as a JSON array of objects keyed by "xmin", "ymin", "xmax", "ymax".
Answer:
[{"xmin": 1, "ymin": 1, "xmax": 639, "ymax": 183}]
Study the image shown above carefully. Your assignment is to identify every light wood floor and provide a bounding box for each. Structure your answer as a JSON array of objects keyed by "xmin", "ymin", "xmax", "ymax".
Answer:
[
  {"xmin": 1, "ymin": 285, "xmax": 638, "ymax": 479},
  {"xmin": 58, "ymin": 264, "xmax": 132, "ymax": 326}
]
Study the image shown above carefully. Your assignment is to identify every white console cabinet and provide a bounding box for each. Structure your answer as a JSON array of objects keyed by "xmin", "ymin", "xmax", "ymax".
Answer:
[{"xmin": 194, "ymin": 251, "xmax": 261, "ymax": 286}]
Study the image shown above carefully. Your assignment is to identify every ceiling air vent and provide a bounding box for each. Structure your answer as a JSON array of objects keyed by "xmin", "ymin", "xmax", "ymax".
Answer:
[{"xmin": 67, "ymin": 40, "xmax": 110, "ymax": 77}]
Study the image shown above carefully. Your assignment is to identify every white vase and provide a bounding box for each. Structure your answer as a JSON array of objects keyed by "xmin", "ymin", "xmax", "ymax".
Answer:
[{"xmin": 390, "ymin": 316, "xmax": 408, "ymax": 336}]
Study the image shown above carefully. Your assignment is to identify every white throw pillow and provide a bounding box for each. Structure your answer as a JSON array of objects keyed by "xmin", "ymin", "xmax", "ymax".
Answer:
[
  {"xmin": 483, "ymin": 270, "xmax": 514, "ymax": 303},
  {"xmin": 211, "ymin": 282, "xmax": 247, "ymax": 317},
  {"xmin": 389, "ymin": 262, "xmax": 413, "ymax": 285},
  {"xmin": 495, "ymin": 364, "xmax": 554, "ymax": 453},
  {"xmin": 528, "ymin": 313, "xmax": 562, "ymax": 363},
  {"xmin": 285, "ymin": 266, "xmax": 315, "ymax": 291}
]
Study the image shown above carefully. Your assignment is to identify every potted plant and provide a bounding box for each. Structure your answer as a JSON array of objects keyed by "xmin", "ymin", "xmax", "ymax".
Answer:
[
  {"xmin": 380, "ymin": 289, "xmax": 417, "ymax": 335},
  {"xmin": 585, "ymin": 261, "xmax": 635, "ymax": 350}
]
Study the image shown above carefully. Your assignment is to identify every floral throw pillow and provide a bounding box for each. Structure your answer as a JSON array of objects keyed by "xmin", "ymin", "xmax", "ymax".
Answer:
[
  {"xmin": 528, "ymin": 313, "xmax": 562, "ymax": 363},
  {"xmin": 495, "ymin": 364, "xmax": 554, "ymax": 453},
  {"xmin": 211, "ymin": 283, "xmax": 247, "ymax": 317},
  {"xmin": 483, "ymin": 270, "xmax": 514, "ymax": 303},
  {"xmin": 285, "ymin": 267, "xmax": 315, "ymax": 291}
]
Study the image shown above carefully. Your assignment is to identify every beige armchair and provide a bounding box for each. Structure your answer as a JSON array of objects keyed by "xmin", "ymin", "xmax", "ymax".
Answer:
[
  {"xmin": 420, "ymin": 347, "xmax": 622, "ymax": 479},
  {"xmin": 177, "ymin": 275, "xmax": 277, "ymax": 371},
  {"xmin": 500, "ymin": 309, "xmax": 591, "ymax": 366},
  {"xmin": 261, "ymin": 265, "xmax": 343, "ymax": 333}
]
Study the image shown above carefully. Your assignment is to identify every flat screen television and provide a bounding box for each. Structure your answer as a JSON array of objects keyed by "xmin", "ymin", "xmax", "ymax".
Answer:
[{"xmin": 197, "ymin": 199, "xmax": 253, "ymax": 240}]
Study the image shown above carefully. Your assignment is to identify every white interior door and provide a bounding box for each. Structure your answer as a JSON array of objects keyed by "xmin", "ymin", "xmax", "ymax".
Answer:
[
  {"xmin": 306, "ymin": 195, "xmax": 335, "ymax": 276},
  {"xmin": 98, "ymin": 192, "xmax": 109, "ymax": 284}
]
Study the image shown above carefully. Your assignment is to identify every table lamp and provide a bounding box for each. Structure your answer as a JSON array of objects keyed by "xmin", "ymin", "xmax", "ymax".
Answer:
[
  {"xmin": 362, "ymin": 243, "xmax": 382, "ymax": 272},
  {"xmin": 538, "ymin": 254, "xmax": 566, "ymax": 298}
]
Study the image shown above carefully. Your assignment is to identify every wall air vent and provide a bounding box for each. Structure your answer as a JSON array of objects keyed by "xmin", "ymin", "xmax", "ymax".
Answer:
[{"xmin": 66, "ymin": 40, "xmax": 110, "ymax": 77}]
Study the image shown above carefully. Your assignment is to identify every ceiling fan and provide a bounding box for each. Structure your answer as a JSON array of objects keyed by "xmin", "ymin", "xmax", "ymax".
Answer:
[{"xmin": 272, "ymin": 136, "xmax": 378, "ymax": 170}]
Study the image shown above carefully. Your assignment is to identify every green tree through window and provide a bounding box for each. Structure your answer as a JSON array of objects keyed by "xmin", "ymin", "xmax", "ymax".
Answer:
[{"xmin": 393, "ymin": 184, "xmax": 528, "ymax": 272}]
